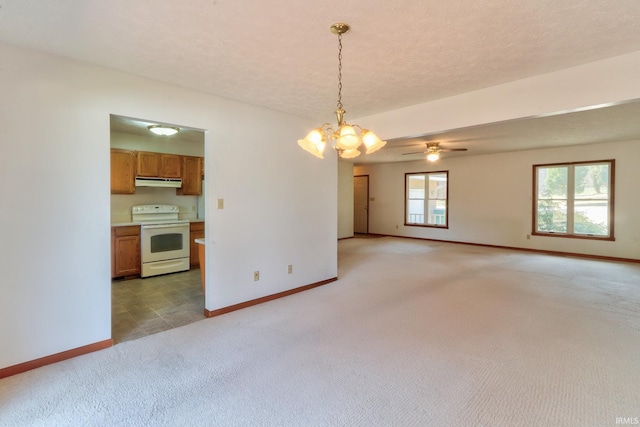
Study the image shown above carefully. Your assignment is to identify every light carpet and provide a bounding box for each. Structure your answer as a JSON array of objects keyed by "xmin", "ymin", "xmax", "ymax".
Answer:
[{"xmin": 1, "ymin": 237, "xmax": 639, "ymax": 426}]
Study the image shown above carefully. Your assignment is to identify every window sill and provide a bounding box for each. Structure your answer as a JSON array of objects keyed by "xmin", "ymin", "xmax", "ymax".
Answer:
[
  {"xmin": 405, "ymin": 223, "xmax": 449, "ymax": 229},
  {"xmin": 531, "ymin": 232, "xmax": 614, "ymax": 242}
]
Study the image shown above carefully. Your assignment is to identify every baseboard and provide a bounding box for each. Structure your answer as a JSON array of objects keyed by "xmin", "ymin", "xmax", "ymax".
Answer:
[
  {"xmin": 0, "ymin": 339, "xmax": 113, "ymax": 379},
  {"xmin": 204, "ymin": 277, "xmax": 338, "ymax": 318},
  {"xmin": 368, "ymin": 233, "xmax": 640, "ymax": 264}
]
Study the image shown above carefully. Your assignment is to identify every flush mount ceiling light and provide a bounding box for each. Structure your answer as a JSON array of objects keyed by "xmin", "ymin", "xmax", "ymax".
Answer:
[
  {"xmin": 148, "ymin": 125, "xmax": 180, "ymax": 136},
  {"xmin": 298, "ymin": 23, "xmax": 386, "ymax": 159}
]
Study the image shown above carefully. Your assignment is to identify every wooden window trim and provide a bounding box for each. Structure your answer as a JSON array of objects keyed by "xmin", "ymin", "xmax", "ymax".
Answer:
[
  {"xmin": 404, "ymin": 171, "xmax": 449, "ymax": 229},
  {"xmin": 532, "ymin": 159, "xmax": 615, "ymax": 241}
]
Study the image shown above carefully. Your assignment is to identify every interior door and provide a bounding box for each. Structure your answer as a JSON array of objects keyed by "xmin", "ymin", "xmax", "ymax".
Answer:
[{"xmin": 354, "ymin": 175, "xmax": 369, "ymax": 234}]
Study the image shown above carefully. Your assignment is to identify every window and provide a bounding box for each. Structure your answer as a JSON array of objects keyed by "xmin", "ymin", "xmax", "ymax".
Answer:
[
  {"xmin": 405, "ymin": 171, "xmax": 448, "ymax": 227},
  {"xmin": 533, "ymin": 160, "xmax": 614, "ymax": 240}
]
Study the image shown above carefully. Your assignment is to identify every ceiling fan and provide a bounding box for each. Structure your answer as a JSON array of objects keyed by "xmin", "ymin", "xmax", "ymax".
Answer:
[{"xmin": 402, "ymin": 142, "xmax": 468, "ymax": 162}]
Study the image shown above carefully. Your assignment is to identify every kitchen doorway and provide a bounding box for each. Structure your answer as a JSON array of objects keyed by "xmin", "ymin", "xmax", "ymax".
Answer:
[{"xmin": 110, "ymin": 114, "xmax": 206, "ymax": 344}]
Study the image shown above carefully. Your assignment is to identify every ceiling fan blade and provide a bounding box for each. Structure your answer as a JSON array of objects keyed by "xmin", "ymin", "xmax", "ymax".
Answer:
[
  {"xmin": 402, "ymin": 151, "xmax": 427, "ymax": 155},
  {"xmin": 440, "ymin": 148, "xmax": 468, "ymax": 152}
]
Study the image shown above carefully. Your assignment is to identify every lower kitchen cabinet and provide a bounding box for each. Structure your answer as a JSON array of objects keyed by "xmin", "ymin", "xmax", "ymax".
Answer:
[
  {"xmin": 112, "ymin": 225, "xmax": 141, "ymax": 278},
  {"xmin": 190, "ymin": 222, "xmax": 205, "ymax": 268}
]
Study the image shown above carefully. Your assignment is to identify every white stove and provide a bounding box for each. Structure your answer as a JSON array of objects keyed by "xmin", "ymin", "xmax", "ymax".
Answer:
[
  {"xmin": 132, "ymin": 205, "xmax": 190, "ymax": 278},
  {"xmin": 132, "ymin": 204, "xmax": 189, "ymax": 224}
]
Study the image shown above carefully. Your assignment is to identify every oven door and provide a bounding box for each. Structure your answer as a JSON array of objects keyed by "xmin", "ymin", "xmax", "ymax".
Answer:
[{"xmin": 140, "ymin": 223, "xmax": 190, "ymax": 263}]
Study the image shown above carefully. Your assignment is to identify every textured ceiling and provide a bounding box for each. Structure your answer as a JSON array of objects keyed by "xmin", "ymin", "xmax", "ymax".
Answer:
[
  {"xmin": 371, "ymin": 101, "xmax": 640, "ymax": 163},
  {"xmin": 3, "ymin": 1, "xmax": 640, "ymax": 162}
]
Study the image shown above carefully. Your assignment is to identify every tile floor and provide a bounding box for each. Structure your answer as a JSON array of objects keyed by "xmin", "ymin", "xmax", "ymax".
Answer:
[{"xmin": 111, "ymin": 269, "xmax": 205, "ymax": 344}]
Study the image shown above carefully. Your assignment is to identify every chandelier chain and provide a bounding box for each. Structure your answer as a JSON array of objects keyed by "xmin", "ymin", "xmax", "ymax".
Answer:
[
  {"xmin": 337, "ymin": 32, "xmax": 343, "ymax": 110},
  {"xmin": 296, "ymin": 22, "xmax": 386, "ymax": 159}
]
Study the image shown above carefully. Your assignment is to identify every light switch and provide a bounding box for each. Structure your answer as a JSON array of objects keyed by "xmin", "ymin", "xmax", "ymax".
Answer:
[
  {"xmin": 217, "ymin": 198, "xmax": 224, "ymax": 209},
  {"xmin": 369, "ymin": 197, "xmax": 375, "ymax": 202}
]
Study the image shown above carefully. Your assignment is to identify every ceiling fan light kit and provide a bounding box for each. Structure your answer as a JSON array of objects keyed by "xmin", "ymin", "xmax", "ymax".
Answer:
[
  {"xmin": 426, "ymin": 153, "xmax": 440, "ymax": 162},
  {"xmin": 298, "ymin": 23, "xmax": 386, "ymax": 159},
  {"xmin": 403, "ymin": 142, "xmax": 469, "ymax": 162}
]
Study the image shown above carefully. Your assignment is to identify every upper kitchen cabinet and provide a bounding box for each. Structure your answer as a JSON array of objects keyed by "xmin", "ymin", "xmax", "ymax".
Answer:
[
  {"xmin": 110, "ymin": 148, "xmax": 136, "ymax": 194},
  {"xmin": 161, "ymin": 154, "xmax": 182, "ymax": 178},
  {"xmin": 177, "ymin": 156, "xmax": 203, "ymax": 196},
  {"xmin": 137, "ymin": 151, "xmax": 182, "ymax": 178},
  {"xmin": 136, "ymin": 151, "xmax": 159, "ymax": 177}
]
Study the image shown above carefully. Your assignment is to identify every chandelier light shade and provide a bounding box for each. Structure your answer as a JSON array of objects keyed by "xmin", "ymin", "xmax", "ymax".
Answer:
[
  {"xmin": 148, "ymin": 125, "xmax": 180, "ymax": 136},
  {"xmin": 362, "ymin": 130, "xmax": 386, "ymax": 153},
  {"xmin": 298, "ymin": 129, "xmax": 327, "ymax": 158},
  {"xmin": 297, "ymin": 23, "xmax": 386, "ymax": 159}
]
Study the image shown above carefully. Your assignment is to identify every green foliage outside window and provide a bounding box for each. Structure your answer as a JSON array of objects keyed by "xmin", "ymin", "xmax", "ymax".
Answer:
[
  {"xmin": 536, "ymin": 162, "xmax": 611, "ymax": 236},
  {"xmin": 537, "ymin": 198, "xmax": 566, "ymax": 233}
]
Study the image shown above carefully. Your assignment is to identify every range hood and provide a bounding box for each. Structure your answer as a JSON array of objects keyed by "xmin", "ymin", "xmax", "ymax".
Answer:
[{"xmin": 135, "ymin": 176, "xmax": 182, "ymax": 188}]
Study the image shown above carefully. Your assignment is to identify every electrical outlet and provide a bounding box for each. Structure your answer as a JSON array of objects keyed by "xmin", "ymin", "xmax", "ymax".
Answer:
[
  {"xmin": 396, "ymin": 225, "xmax": 399, "ymax": 229},
  {"xmin": 526, "ymin": 234, "xmax": 531, "ymax": 240},
  {"xmin": 254, "ymin": 271, "xmax": 259, "ymax": 281},
  {"xmin": 217, "ymin": 199, "xmax": 224, "ymax": 209},
  {"xmin": 287, "ymin": 264, "xmax": 293, "ymax": 274}
]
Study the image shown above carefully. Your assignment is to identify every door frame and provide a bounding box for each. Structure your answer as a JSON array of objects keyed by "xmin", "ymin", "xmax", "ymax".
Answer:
[{"xmin": 354, "ymin": 174, "xmax": 369, "ymax": 234}]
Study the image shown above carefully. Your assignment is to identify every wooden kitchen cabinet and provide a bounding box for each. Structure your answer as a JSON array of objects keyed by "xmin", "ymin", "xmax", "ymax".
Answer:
[
  {"xmin": 136, "ymin": 151, "xmax": 182, "ymax": 178},
  {"xmin": 110, "ymin": 148, "xmax": 136, "ymax": 194},
  {"xmin": 160, "ymin": 153, "xmax": 182, "ymax": 178},
  {"xmin": 112, "ymin": 225, "xmax": 141, "ymax": 278},
  {"xmin": 190, "ymin": 222, "xmax": 205, "ymax": 268},
  {"xmin": 136, "ymin": 151, "xmax": 160, "ymax": 177},
  {"xmin": 177, "ymin": 156, "xmax": 203, "ymax": 195}
]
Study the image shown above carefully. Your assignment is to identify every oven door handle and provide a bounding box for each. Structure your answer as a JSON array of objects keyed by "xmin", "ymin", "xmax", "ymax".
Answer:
[{"xmin": 141, "ymin": 223, "xmax": 189, "ymax": 230}]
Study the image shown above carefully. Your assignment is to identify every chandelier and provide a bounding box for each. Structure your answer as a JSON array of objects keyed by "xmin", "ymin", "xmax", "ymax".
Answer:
[{"xmin": 298, "ymin": 23, "xmax": 386, "ymax": 159}]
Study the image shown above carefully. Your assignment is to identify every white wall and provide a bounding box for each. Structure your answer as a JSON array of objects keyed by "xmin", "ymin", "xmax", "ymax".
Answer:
[
  {"xmin": 0, "ymin": 42, "xmax": 337, "ymax": 369},
  {"xmin": 355, "ymin": 140, "xmax": 640, "ymax": 260},
  {"xmin": 338, "ymin": 160, "xmax": 354, "ymax": 239}
]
